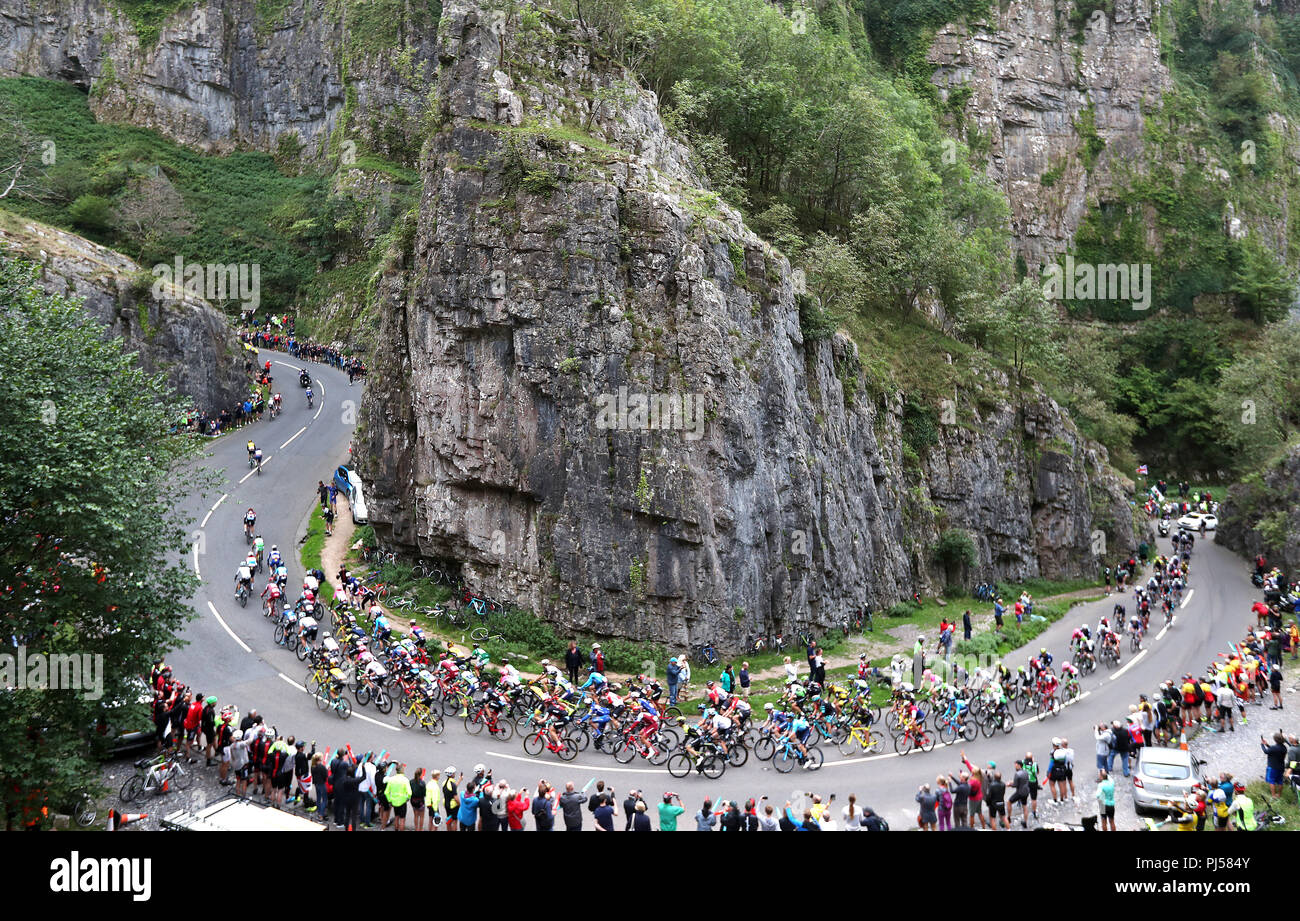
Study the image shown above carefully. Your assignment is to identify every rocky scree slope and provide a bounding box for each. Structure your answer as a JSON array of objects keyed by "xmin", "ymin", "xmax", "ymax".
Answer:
[{"xmin": 352, "ymin": 0, "xmax": 1137, "ymax": 651}]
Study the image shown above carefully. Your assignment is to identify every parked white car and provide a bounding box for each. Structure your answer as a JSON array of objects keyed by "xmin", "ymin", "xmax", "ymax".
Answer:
[
  {"xmin": 332, "ymin": 464, "xmax": 369, "ymax": 524},
  {"xmin": 1176, "ymin": 512, "xmax": 1217, "ymax": 531}
]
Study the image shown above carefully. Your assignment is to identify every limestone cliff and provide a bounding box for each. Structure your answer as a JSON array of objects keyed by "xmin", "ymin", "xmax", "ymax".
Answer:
[
  {"xmin": 0, "ymin": 210, "xmax": 247, "ymax": 412},
  {"xmin": 0, "ymin": 0, "xmax": 437, "ymax": 161},
  {"xmin": 352, "ymin": 1, "xmax": 1137, "ymax": 650},
  {"xmin": 929, "ymin": 0, "xmax": 1172, "ymax": 269}
]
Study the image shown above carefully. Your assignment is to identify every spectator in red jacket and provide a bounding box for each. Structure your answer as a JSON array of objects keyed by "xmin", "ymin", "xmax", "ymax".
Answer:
[{"xmin": 507, "ymin": 788, "xmax": 531, "ymax": 830}]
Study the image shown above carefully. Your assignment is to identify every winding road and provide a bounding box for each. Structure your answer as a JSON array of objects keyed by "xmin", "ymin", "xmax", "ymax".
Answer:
[{"xmin": 168, "ymin": 354, "xmax": 1258, "ymax": 827}]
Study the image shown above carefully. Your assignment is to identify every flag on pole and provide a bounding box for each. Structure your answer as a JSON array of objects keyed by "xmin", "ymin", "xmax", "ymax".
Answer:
[{"xmin": 1136, "ymin": 464, "xmax": 1148, "ymax": 475}]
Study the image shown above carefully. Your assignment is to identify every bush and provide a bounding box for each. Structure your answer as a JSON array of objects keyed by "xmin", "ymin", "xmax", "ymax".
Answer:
[
  {"xmin": 67, "ymin": 194, "xmax": 114, "ymax": 234},
  {"xmin": 886, "ymin": 602, "xmax": 914, "ymax": 618}
]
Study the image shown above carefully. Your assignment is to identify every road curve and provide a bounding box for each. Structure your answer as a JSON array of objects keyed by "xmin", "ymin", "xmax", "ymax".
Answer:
[{"xmin": 167, "ymin": 358, "xmax": 1258, "ymax": 825}]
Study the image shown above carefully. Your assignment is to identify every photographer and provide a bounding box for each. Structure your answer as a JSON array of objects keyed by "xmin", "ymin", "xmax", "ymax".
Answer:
[
  {"xmin": 623, "ymin": 789, "xmax": 643, "ymax": 831},
  {"xmin": 658, "ymin": 792, "xmax": 685, "ymax": 831}
]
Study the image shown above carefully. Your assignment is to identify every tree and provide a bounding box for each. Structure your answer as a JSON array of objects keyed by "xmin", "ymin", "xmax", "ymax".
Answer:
[
  {"xmin": 114, "ymin": 173, "xmax": 196, "ymax": 258},
  {"xmin": 0, "ymin": 255, "xmax": 202, "ymax": 827},
  {"xmin": 1214, "ymin": 319, "xmax": 1300, "ymax": 465},
  {"xmin": 0, "ymin": 96, "xmax": 49, "ymax": 201},
  {"xmin": 958, "ymin": 278, "xmax": 1063, "ymax": 389}
]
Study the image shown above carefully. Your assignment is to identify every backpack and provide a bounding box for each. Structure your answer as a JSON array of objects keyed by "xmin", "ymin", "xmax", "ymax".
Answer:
[
  {"xmin": 940, "ymin": 790, "xmax": 953, "ymax": 811},
  {"xmin": 492, "ymin": 795, "xmax": 508, "ymax": 818},
  {"xmin": 531, "ymin": 797, "xmax": 547, "ymax": 818},
  {"xmin": 1128, "ymin": 725, "xmax": 1143, "ymax": 746}
]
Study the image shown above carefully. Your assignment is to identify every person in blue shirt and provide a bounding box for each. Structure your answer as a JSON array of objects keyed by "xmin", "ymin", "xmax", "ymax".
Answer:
[
  {"xmin": 457, "ymin": 783, "xmax": 481, "ymax": 831},
  {"xmin": 578, "ymin": 671, "xmax": 607, "ymax": 692},
  {"xmin": 666, "ymin": 658, "xmax": 681, "ymax": 705}
]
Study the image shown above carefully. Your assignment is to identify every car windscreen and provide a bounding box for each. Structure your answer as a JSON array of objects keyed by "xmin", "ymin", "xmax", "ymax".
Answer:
[{"xmin": 1142, "ymin": 761, "xmax": 1190, "ymax": 780}]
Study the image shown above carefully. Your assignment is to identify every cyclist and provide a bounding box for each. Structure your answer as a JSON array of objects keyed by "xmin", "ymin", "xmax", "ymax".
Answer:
[
  {"xmin": 253, "ymin": 445, "xmax": 264, "ymax": 472},
  {"xmin": 373, "ymin": 610, "xmax": 393, "ymax": 647},
  {"xmin": 243, "ymin": 507, "xmax": 257, "ymax": 539},
  {"xmin": 273, "ymin": 561, "xmax": 289, "ymax": 590},
  {"xmin": 266, "ymin": 545, "xmax": 282, "ymax": 571},
  {"xmin": 629, "ymin": 693, "xmax": 661, "ymax": 744},
  {"xmin": 1128, "ymin": 611, "xmax": 1144, "ymax": 649},
  {"xmin": 272, "ymin": 392, "xmax": 282, "ymax": 416},
  {"xmin": 306, "ymin": 385, "xmax": 314, "ymax": 408},
  {"xmin": 789, "ymin": 713, "xmax": 813, "ymax": 764},
  {"xmin": 246, "ymin": 440, "xmax": 257, "ymax": 467},
  {"xmin": 253, "ymin": 535, "xmax": 265, "ymax": 569},
  {"xmin": 260, "ymin": 579, "xmax": 282, "ymax": 615},
  {"xmin": 498, "ymin": 657, "xmax": 522, "ymax": 688},
  {"xmin": 234, "ymin": 560, "xmax": 253, "ymax": 599}
]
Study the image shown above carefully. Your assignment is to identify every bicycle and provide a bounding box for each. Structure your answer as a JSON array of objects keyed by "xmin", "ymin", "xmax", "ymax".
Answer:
[
  {"xmin": 521, "ymin": 726, "xmax": 578, "ymax": 761},
  {"xmin": 398, "ymin": 695, "xmax": 445, "ymax": 735},
  {"xmin": 119, "ymin": 751, "xmax": 193, "ymax": 804},
  {"xmin": 773, "ymin": 735, "xmax": 824, "ymax": 772},
  {"xmin": 470, "ymin": 626, "xmax": 506, "ymax": 644},
  {"xmin": 666, "ymin": 743, "xmax": 728, "ymax": 779},
  {"xmin": 314, "ymin": 671, "xmax": 353, "ymax": 719},
  {"xmin": 892, "ymin": 718, "xmax": 936, "ymax": 755},
  {"xmin": 464, "ymin": 701, "xmax": 516, "ymax": 741},
  {"xmin": 837, "ymin": 723, "xmax": 886, "ymax": 757},
  {"xmin": 696, "ymin": 643, "xmax": 718, "ymax": 666},
  {"xmin": 235, "ymin": 582, "xmax": 250, "ymax": 608}
]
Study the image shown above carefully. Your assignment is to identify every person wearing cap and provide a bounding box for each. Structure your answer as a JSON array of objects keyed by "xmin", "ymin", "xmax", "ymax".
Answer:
[
  {"xmin": 666, "ymin": 657, "xmax": 681, "ymax": 705},
  {"xmin": 590, "ymin": 643, "xmax": 605, "ymax": 674},
  {"xmin": 441, "ymin": 767, "xmax": 461, "ymax": 831},
  {"xmin": 1096, "ymin": 769, "xmax": 1116, "ymax": 831}
]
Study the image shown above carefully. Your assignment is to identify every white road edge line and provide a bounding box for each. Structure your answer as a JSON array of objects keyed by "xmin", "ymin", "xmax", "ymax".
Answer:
[
  {"xmin": 278, "ymin": 673, "xmax": 398, "ymax": 732},
  {"xmin": 1180, "ymin": 589, "xmax": 1194, "ymax": 609},
  {"xmin": 201, "ymin": 492, "xmax": 227, "ymax": 527},
  {"xmin": 280, "ymin": 426, "xmax": 307, "ymax": 450},
  {"xmin": 1110, "ymin": 647, "xmax": 1148, "ymax": 681},
  {"xmin": 313, "ymin": 381, "xmax": 324, "ymax": 421},
  {"xmin": 207, "ymin": 601, "xmax": 251, "ymax": 653},
  {"xmin": 238, "ymin": 455, "xmax": 270, "ymax": 485}
]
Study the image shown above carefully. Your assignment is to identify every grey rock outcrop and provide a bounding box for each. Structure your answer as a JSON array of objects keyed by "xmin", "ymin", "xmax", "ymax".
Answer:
[
  {"xmin": 0, "ymin": 0, "xmax": 437, "ymax": 160},
  {"xmin": 929, "ymin": 0, "xmax": 1171, "ymax": 268},
  {"xmin": 1218, "ymin": 447, "xmax": 1300, "ymax": 577},
  {"xmin": 353, "ymin": 1, "xmax": 1137, "ymax": 650},
  {"xmin": 0, "ymin": 212, "xmax": 247, "ymax": 411}
]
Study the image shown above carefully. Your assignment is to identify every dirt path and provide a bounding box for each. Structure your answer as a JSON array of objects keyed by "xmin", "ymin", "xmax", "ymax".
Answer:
[{"xmin": 320, "ymin": 493, "xmax": 356, "ymax": 589}]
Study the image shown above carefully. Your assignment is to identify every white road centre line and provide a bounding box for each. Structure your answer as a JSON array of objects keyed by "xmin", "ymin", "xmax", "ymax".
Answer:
[
  {"xmin": 1110, "ymin": 647, "xmax": 1148, "ymax": 681},
  {"xmin": 207, "ymin": 601, "xmax": 252, "ymax": 653},
  {"xmin": 238, "ymin": 455, "xmax": 270, "ymax": 484},
  {"xmin": 201, "ymin": 492, "xmax": 227, "ymax": 528},
  {"xmin": 280, "ymin": 426, "xmax": 307, "ymax": 450}
]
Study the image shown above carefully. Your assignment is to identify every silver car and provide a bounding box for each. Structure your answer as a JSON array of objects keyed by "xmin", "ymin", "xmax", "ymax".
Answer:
[{"xmin": 1132, "ymin": 747, "xmax": 1207, "ymax": 815}]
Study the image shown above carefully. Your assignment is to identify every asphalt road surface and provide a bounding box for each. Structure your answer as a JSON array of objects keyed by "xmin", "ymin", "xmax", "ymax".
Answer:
[{"xmin": 168, "ymin": 354, "xmax": 1256, "ymax": 827}]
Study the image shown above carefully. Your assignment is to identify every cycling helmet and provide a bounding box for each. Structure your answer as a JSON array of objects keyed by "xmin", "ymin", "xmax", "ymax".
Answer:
[
  {"xmin": 271, "ymin": 545, "xmax": 277, "ymax": 551},
  {"xmin": 675, "ymin": 717, "xmax": 686, "ymax": 726},
  {"xmin": 707, "ymin": 680, "xmax": 715, "ymax": 687},
  {"xmin": 540, "ymin": 659, "xmax": 550, "ymax": 666},
  {"xmin": 764, "ymin": 703, "xmax": 774, "ymax": 711},
  {"xmin": 629, "ymin": 691, "xmax": 640, "ymax": 698},
  {"xmin": 473, "ymin": 763, "xmax": 485, "ymax": 775}
]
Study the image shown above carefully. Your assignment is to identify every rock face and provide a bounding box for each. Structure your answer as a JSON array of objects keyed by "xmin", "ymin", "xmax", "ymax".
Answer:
[
  {"xmin": 1218, "ymin": 448, "xmax": 1300, "ymax": 577},
  {"xmin": 929, "ymin": 0, "xmax": 1171, "ymax": 268},
  {"xmin": 0, "ymin": 212, "xmax": 247, "ymax": 412},
  {"xmin": 0, "ymin": 0, "xmax": 437, "ymax": 160},
  {"xmin": 353, "ymin": 0, "xmax": 1137, "ymax": 651}
]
